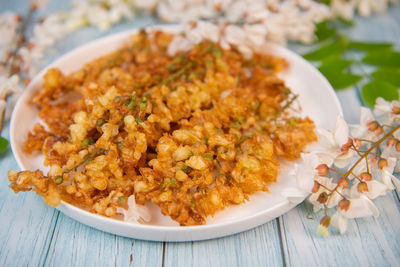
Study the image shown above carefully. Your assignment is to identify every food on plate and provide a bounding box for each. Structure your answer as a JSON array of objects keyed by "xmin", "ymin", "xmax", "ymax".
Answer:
[{"xmin": 8, "ymin": 30, "xmax": 317, "ymax": 226}]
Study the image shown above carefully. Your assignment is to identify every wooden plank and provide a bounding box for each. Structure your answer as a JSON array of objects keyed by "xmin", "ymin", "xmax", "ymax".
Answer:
[
  {"xmin": 42, "ymin": 214, "xmax": 163, "ymax": 267},
  {"xmin": 0, "ymin": 2, "xmax": 60, "ymax": 267},
  {"xmin": 0, "ymin": 0, "xmax": 31, "ymax": 14},
  {"xmin": 279, "ymin": 193, "xmax": 400, "ymax": 267},
  {"xmin": 0, "ymin": 124, "xmax": 59, "ymax": 267},
  {"xmin": 163, "ymin": 220, "xmax": 284, "ymax": 267}
]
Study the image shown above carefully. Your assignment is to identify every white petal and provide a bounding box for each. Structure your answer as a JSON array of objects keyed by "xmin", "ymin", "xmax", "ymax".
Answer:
[
  {"xmin": 342, "ymin": 196, "xmax": 376, "ymax": 218},
  {"xmin": 374, "ymin": 97, "xmax": 391, "ymax": 116},
  {"xmin": 360, "ymin": 194, "xmax": 379, "ymax": 218},
  {"xmin": 334, "ymin": 116, "xmax": 349, "ymax": 146},
  {"xmin": 316, "ymin": 128, "xmax": 336, "ymax": 148},
  {"xmin": 317, "ymin": 224, "xmax": 329, "ymax": 237},
  {"xmin": 350, "ymin": 125, "xmax": 367, "ymax": 139},
  {"xmin": 327, "ymin": 191, "xmax": 342, "ymax": 208},
  {"xmin": 381, "ymin": 170, "xmax": 395, "ymax": 190},
  {"xmin": 331, "ymin": 210, "xmax": 348, "ymax": 234},
  {"xmin": 359, "ymin": 107, "xmax": 375, "ymax": 126},
  {"xmin": 117, "ymin": 195, "xmax": 151, "ymax": 223},
  {"xmin": 295, "ymin": 153, "xmax": 319, "ymax": 191},
  {"xmin": 349, "ymin": 181, "xmax": 361, "ymax": 198},
  {"xmin": 315, "ymin": 152, "xmax": 335, "ymax": 167},
  {"xmin": 386, "ymin": 157, "xmax": 397, "ymax": 174},
  {"xmin": 392, "ymin": 175, "xmax": 400, "ymax": 190},
  {"xmin": 334, "ymin": 151, "xmax": 356, "ymax": 168},
  {"xmin": 281, "ymin": 187, "xmax": 309, "ymax": 204},
  {"xmin": 364, "ymin": 180, "xmax": 388, "ymax": 199}
]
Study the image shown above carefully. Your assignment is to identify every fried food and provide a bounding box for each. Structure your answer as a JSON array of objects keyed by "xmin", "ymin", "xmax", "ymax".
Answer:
[{"xmin": 8, "ymin": 30, "xmax": 317, "ymax": 226}]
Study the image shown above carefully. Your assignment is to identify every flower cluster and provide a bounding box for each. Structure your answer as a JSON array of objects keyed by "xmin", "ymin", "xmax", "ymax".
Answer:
[
  {"xmin": 283, "ymin": 97, "xmax": 400, "ymax": 236},
  {"xmin": 331, "ymin": 0, "xmax": 398, "ymax": 20},
  {"xmin": 166, "ymin": 21, "xmax": 268, "ymax": 59}
]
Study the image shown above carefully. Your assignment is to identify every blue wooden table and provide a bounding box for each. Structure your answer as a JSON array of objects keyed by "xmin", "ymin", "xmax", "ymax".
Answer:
[{"xmin": 1, "ymin": 1, "xmax": 400, "ymax": 266}]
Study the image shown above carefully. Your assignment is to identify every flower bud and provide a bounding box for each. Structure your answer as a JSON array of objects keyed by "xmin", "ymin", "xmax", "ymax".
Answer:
[
  {"xmin": 341, "ymin": 138, "xmax": 353, "ymax": 153},
  {"xmin": 357, "ymin": 182, "xmax": 369, "ymax": 193},
  {"xmin": 338, "ymin": 199, "xmax": 351, "ymax": 212},
  {"xmin": 392, "ymin": 105, "xmax": 400, "ymax": 115},
  {"xmin": 320, "ymin": 215, "xmax": 331, "ymax": 227},
  {"xmin": 359, "ymin": 172, "xmax": 372, "ymax": 181},
  {"xmin": 316, "ymin": 164, "xmax": 329, "ymax": 176},
  {"xmin": 353, "ymin": 138, "xmax": 362, "ymax": 149},
  {"xmin": 337, "ymin": 177, "xmax": 349, "ymax": 188},
  {"xmin": 378, "ymin": 159, "xmax": 388, "ymax": 169},
  {"xmin": 367, "ymin": 120, "xmax": 379, "ymax": 131},
  {"xmin": 312, "ymin": 181, "xmax": 320, "ymax": 193},
  {"xmin": 317, "ymin": 192, "xmax": 329, "ymax": 204},
  {"xmin": 375, "ymin": 126, "xmax": 384, "ymax": 135},
  {"xmin": 396, "ymin": 141, "xmax": 400, "ymax": 152},
  {"xmin": 386, "ymin": 138, "xmax": 397, "ymax": 147}
]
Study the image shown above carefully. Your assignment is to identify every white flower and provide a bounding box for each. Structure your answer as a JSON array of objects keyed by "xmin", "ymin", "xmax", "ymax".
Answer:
[
  {"xmin": 167, "ymin": 35, "xmax": 193, "ymax": 56},
  {"xmin": 348, "ymin": 173, "xmax": 388, "ymax": 200},
  {"xmin": 282, "ymin": 153, "xmax": 321, "ymax": 204},
  {"xmin": 0, "ymin": 74, "xmax": 23, "ymax": 121},
  {"xmin": 332, "ymin": 194, "xmax": 380, "ymax": 234},
  {"xmin": 314, "ymin": 116, "xmax": 355, "ymax": 168},
  {"xmin": 184, "ymin": 21, "xmax": 220, "ymax": 44},
  {"xmin": 350, "ymin": 107, "xmax": 381, "ymax": 142},
  {"xmin": 354, "ymin": 0, "xmax": 391, "ymax": 16},
  {"xmin": 135, "ymin": 0, "xmax": 159, "ymax": 10},
  {"xmin": 31, "ymin": 0, "xmax": 49, "ymax": 9},
  {"xmin": 331, "ymin": 210, "xmax": 348, "ymax": 234},
  {"xmin": 86, "ymin": 5, "xmax": 112, "ymax": 31},
  {"xmin": 308, "ymin": 176, "xmax": 337, "ymax": 212},
  {"xmin": 331, "ymin": 0, "xmax": 355, "ymax": 20},
  {"xmin": 317, "ymin": 223, "xmax": 329, "ymax": 237},
  {"xmin": 117, "ymin": 195, "xmax": 151, "ymax": 224},
  {"xmin": 0, "ymin": 74, "xmax": 22, "ymax": 98},
  {"xmin": 374, "ymin": 97, "xmax": 400, "ymax": 124},
  {"xmin": 341, "ymin": 194, "xmax": 379, "ymax": 218},
  {"xmin": 374, "ymin": 157, "xmax": 400, "ymax": 190}
]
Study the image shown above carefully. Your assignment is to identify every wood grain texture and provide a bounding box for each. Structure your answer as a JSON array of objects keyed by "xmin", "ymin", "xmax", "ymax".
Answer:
[
  {"xmin": 279, "ymin": 193, "xmax": 400, "ymax": 267},
  {"xmin": 164, "ymin": 220, "xmax": 284, "ymax": 267},
  {"xmin": 43, "ymin": 214, "xmax": 163, "ymax": 267},
  {"xmin": 0, "ymin": 123, "xmax": 58, "ymax": 267}
]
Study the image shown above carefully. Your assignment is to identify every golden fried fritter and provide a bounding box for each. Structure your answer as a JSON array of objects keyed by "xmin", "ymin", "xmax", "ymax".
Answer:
[{"xmin": 9, "ymin": 30, "xmax": 316, "ymax": 226}]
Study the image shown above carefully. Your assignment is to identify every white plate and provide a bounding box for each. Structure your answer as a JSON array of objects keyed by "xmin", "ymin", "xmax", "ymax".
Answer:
[{"xmin": 10, "ymin": 26, "xmax": 342, "ymax": 242}]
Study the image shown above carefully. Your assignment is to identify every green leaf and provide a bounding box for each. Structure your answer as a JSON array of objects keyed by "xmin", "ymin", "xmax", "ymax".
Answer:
[
  {"xmin": 319, "ymin": 0, "xmax": 332, "ymax": 5},
  {"xmin": 361, "ymin": 80, "xmax": 399, "ymax": 107},
  {"xmin": 372, "ymin": 68, "xmax": 400, "ymax": 87},
  {"xmin": 0, "ymin": 136, "xmax": 8, "ymax": 153},
  {"xmin": 363, "ymin": 50, "xmax": 400, "ymax": 68},
  {"xmin": 315, "ymin": 21, "xmax": 337, "ymax": 41},
  {"xmin": 323, "ymin": 72, "xmax": 362, "ymax": 90},
  {"xmin": 318, "ymin": 58, "xmax": 353, "ymax": 74},
  {"xmin": 303, "ymin": 39, "xmax": 347, "ymax": 61},
  {"xmin": 336, "ymin": 17, "xmax": 355, "ymax": 27},
  {"xmin": 349, "ymin": 41, "xmax": 393, "ymax": 51}
]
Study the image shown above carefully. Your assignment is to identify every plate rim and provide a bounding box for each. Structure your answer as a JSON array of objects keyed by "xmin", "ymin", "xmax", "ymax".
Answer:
[{"xmin": 10, "ymin": 25, "xmax": 343, "ymax": 241}]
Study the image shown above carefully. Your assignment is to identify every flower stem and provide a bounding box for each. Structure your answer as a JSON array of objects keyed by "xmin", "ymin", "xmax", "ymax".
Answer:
[
  {"xmin": 328, "ymin": 167, "xmax": 345, "ymax": 176},
  {"xmin": 343, "ymin": 124, "xmax": 400, "ymax": 179},
  {"xmin": 317, "ymin": 182, "xmax": 346, "ymax": 199}
]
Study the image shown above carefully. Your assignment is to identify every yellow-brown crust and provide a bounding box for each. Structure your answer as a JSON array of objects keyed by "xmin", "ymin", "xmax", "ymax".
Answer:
[{"xmin": 9, "ymin": 31, "xmax": 316, "ymax": 226}]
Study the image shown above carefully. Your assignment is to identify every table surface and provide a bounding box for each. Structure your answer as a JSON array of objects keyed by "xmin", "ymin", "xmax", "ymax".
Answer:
[{"xmin": 1, "ymin": 1, "xmax": 400, "ymax": 267}]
